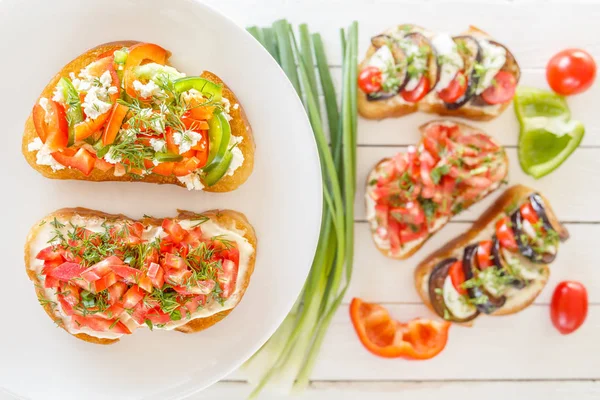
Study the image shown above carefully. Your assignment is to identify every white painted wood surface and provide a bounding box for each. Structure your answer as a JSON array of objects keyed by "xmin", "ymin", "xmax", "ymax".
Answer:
[{"xmin": 196, "ymin": 0, "xmax": 600, "ymax": 398}]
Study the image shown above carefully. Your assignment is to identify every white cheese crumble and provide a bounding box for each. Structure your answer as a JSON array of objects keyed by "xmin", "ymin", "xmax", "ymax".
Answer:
[
  {"xmin": 28, "ymin": 137, "xmax": 43, "ymax": 152},
  {"xmin": 31, "ymin": 141, "xmax": 66, "ymax": 171},
  {"xmin": 149, "ymin": 138, "xmax": 166, "ymax": 153},
  {"xmin": 225, "ymin": 136, "xmax": 244, "ymax": 177},
  {"xmin": 103, "ymin": 148, "xmax": 122, "ymax": 164},
  {"xmin": 475, "ymin": 39, "xmax": 507, "ymax": 94},
  {"xmin": 52, "ymin": 82, "xmax": 65, "ymax": 103},
  {"xmin": 443, "ymin": 275, "xmax": 476, "ymax": 320},
  {"xmin": 177, "ymin": 173, "xmax": 205, "ymax": 191},
  {"xmin": 398, "ymin": 39, "xmax": 427, "ymax": 91},
  {"xmin": 38, "ymin": 97, "xmax": 52, "ymax": 123},
  {"xmin": 133, "ymin": 79, "xmax": 165, "ymax": 99},
  {"xmin": 173, "ymin": 130, "xmax": 202, "ymax": 154},
  {"xmin": 221, "ymin": 97, "xmax": 233, "ymax": 121},
  {"xmin": 181, "ymin": 88, "xmax": 203, "ymax": 104},
  {"xmin": 432, "ymin": 33, "xmax": 464, "ymax": 92},
  {"xmin": 82, "ymin": 87, "xmax": 113, "ymax": 120}
]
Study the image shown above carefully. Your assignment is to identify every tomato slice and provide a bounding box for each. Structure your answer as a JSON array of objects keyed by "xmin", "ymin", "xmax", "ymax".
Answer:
[
  {"xmin": 438, "ymin": 71, "xmax": 468, "ymax": 103},
  {"xmin": 102, "ymin": 103, "xmax": 129, "ymax": 145},
  {"xmin": 495, "ymin": 216, "xmax": 518, "ymax": 251},
  {"xmin": 48, "ymin": 262, "xmax": 85, "ymax": 281},
  {"xmin": 520, "ymin": 203, "xmax": 540, "ymax": 226},
  {"xmin": 349, "ymin": 298, "xmax": 450, "ymax": 359},
  {"xmin": 448, "ymin": 260, "xmax": 467, "ymax": 295},
  {"xmin": 476, "ymin": 240, "xmax": 494, "ymax": 270},
  {"xmin": 218, "ymin": 259, "xmax": 238, "ymax": 299},
  {"xmin": 481, "ymin": 71, "xmax": 517, "ymax": 104},
  {"xmin": 358, "ymin": 66, "xmax": 383, "ymax": 94},
  {"xmin": 401, "ymin": 76, "xmax": 431, "ymax": 103},
  {"xmin": 32, "ymin": 100, "xmax": 69, "ymax": 151},
  {"xmin": 51, "ymin": 148, "xmax": 96, "ymax": 176}
]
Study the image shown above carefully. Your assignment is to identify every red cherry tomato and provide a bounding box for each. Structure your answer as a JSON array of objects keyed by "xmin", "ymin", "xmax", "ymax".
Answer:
[
  {"xmin": 520, "ymin": 203, "xmax": 540, "ymax": 226},
  {"xmin": 448, "ymin": 260, "xmax": 466, "ymax": 295},
  {"xmin": 550, "ymin": 281, "xmax": 588, "ymax": 335},
  {"xmin": 401, "ymin": 76, "xmax": 431, "ymax": 103},
  {"xmin": 495, "ymin": 216, "xmax": 518, "ymax": 251},
  {"xmin": 481, "ymin": 71, "xmax": 517, "ymax": 104},
  {"xmin": 438, "ymin": 71, "xmax": 468, "ymax": 103},
  {"xmin": 358, "ymin": 66, "xmax": 383, "ymax": 94},
  {"xmin": 546, "ymin": 49, "xmax": 596, "ymax": 96},
  {"xmin": 476, "ymin": 240, "xmax": 494, "ymax": 270}
]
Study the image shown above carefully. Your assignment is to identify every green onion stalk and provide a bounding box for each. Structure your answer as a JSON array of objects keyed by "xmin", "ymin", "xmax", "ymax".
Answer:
[{"xmin": 242, "ymin": 20, "xmax": 358, "ymax": 398}]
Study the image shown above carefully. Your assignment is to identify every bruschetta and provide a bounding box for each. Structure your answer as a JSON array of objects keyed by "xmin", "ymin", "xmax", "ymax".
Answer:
[
  {"xmin": 366, "ymin": 120, "xmax": 508, "ymax": 259},
  {"xmin": 25, "ymin": 208, "xmax": 256, "ymax": 344},
  {"xmin": 358, "ymin": 25, "xmax": 520, "ymax": 121},
  {"xmin": 415, "ymin": 185, "xmax": 569, "ymax": 324},
  {"xmin": 22, "ymin": 41, "xmax": 254, "ymax": 192}
]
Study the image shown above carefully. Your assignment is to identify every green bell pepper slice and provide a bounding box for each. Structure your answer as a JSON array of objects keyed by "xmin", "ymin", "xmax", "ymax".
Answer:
[
  {"xmin": 203, "ymin": 150, "xmax": 233, "ymax": 187},
  {"xmin": 154, "ymin": 152, "xmax": 183, "ymax": 162},
  {"xmin": 133, "ymin": 63, "xmax": 186, "ymax": 83},
  {"xmin": 59, "ymin": 77, "xmax": 83, "ymax": 147},
  {"xmin": 204, "ymin": 111, "xmax": 231, "ymax": 172},
  {"xmin": 173, "ymin": 77, "xmax": 223, "ymax": 101}
]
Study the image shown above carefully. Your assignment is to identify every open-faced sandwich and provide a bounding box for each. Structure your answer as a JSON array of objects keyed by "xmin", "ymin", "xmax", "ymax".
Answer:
[
  {"xmin": 358, "ymin": 25, "xmax": 520, "ymax": 121},
  {"xmin": 23, "ymin": 41, "xmax": 254, "ymax": 192},
  {"xmin": 415, "ymin": 185, "xmax": 569, "ymax": 324},
  {"xmin": 366, "ymin": 120, "xmax": 508, "ymax": 259},
  {"xmin": 25, "ymin": 208, "xmax": 256, "ymax": 344}
]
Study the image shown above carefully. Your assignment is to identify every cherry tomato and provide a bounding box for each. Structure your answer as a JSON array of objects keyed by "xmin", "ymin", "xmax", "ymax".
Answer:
[
  {"xmin": 401, "ymin": 76, "xmax": 431, "ymax": 102},
  {"xmin": 438, "ymin": 71, "xmax": 468, "ymax": 103},
  {"xmin": 495, "ymin": 216, "xmax": 518, "ymax": 251},
  {"xmin": 448, "ymin": 260, "xmax": 467, "ymax": 295},
  {"xmin": 547, "ymin": 49, "xmax": 596, "ymax": 95},
  {"xmin": 481, "ymin": 71, "xmax": 517, "ymax": 104},
  {"xmin": 349, "ymin": 298, "xmax": 450, "ymax": 359},
  {"xmin": 550, "ymin": 281, "xmax": 588, "ymax": 335},
  {"xmin": 358, "ymin": 66, "xmax": 383, "ymax": 94},
  {"xmin": 476, "ymin": 240, "xmax": 494, "ymax": 270},
  {"xmin": 520, "ymin": 203, "xmax": 540, "ymax": 226}
]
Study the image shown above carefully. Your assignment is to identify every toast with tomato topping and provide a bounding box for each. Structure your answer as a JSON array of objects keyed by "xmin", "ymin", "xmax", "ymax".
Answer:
[
  {"xmin": 22, "ymin": 41, "xmax": 254, "ymax": 192},
  {"xmin": 414, "ymin": 185, "xmax": 568, "ymax": 325},
  {"xmin": 358, "ymin": 25, "xmax": 520, "ymax": 121},
  {"xmin": 25, "ymin": 207, "xmax": 256, "ymax": 344},
  {"xmin": 366, "ymin": 120, "xmax": 508, "ymax": 259}
]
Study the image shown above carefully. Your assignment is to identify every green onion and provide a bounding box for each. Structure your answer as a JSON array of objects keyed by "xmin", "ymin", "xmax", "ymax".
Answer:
[{"xmin": 242, "ymin": 20, "xmax": 358, "ymax": 397}]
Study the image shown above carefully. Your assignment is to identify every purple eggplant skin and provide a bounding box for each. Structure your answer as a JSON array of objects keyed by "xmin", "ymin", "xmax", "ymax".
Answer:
[
  {"xmin": 529, "ymin": 193, "xmax": 570, "ymax": 242},
  {"xmin": 462, "ymin": 244, "xmax": 506, "ymax": 315},
  {"xmin": 366, "ymin": 35, "xmax": 409, "ymax": 102},
  {"xmin": 491, "ymin": 236, "xmax": 526, "ymax": 289},
  {"xmin": 443, "ymin": 35, "xmax": 482, "ymax": 110},
  {"xmin": 428, "ymin": 258, "xmax": 480, "ymax": 323},
  {"xmin": 472, "ymin": 40, "xmax": 521, "ymax": 106},
  {"xmin": 511, "ymin": 211, "xmax": 557, "ymax": 264},
  {"xmin": 404, "ymin": 31, "xmax": 440, "ymax": 96}
]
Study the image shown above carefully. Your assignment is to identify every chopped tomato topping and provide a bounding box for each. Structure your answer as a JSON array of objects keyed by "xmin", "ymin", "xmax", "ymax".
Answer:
[
  {"xmin": 476, "ymin": 240, "xmax": 494, "ymax": 270},
  {"xmin": 52, "ymin": 148, "xmax": 96, "ymax": 176},
  {"xmin": 496, "ymin": 216, "xmax": 518, "ymax": 251}
]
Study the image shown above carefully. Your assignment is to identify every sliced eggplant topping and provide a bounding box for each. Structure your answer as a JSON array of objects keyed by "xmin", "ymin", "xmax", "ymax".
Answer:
[
  {"xmin": 428, "ymin": 258, "xmax": 479, "ymax": 323},
  {"xmin": 443, "ymin": 35, "xmax": 482, "ymax": 110},
  {"xmin": 511, "ymin": 211, "xmax": 557, "ymax": 264},
  {"xmin": 462, "ymin": 244, "xmax": 506, "ymax": 314},
  {"xmin": 501, "ymin": 246, "xmax": 546, "ymax": 282},
  {"xmin": 529, "ymin": 193, "xmax": 570, "ymax": 242},
  {"xmin": 472, "ymin": 40, "xmax": 521, "ymax": 106},
  {"xmin": 403, "ymin": 32, "xmax": 440, "ymax": 95},
  {"xmin": 491, "ymin": 236, "xmax": 526, "ymax": 289},
  {"xmin": 367, "ymin": 35, "xmax": 409, "ymax": 101}
]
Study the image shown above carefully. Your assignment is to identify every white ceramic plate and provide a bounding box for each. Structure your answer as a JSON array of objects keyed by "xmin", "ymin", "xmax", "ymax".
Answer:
[{"xmin": 0, "ymin": 0, "xmax": 321, "ymax": 398}]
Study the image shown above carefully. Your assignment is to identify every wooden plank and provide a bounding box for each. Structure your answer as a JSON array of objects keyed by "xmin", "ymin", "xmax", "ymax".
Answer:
[
  {"xmin": 349, "ymin": 222, "xmax": 600, "ymax": 304},
  {"xmin": 355, "ymin": 146, "xmax": 600, "ymax": 222},
  {"xmin": 196, "ymin": 380, "xmax": 600, "ymax": 400}
]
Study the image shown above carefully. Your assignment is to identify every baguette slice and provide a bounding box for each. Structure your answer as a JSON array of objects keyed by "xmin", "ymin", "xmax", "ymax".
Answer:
[
  {"xmin": 366, "ymin": 120, "xmax": 508, "ymax": 259},
  {"xmin": 414, "ymin": 185, "xmax": 555, "ymax": 323},
  {"xmin": 358, "ymin": 26, "xmax": 520, "ymax": 121},
  {"xmin": 25, "ymin": 207, "xmax": 257, "ymax": 345},
  {"xmin": 22, "ymin": 41, "xmax": 255, "ymax": 192}
]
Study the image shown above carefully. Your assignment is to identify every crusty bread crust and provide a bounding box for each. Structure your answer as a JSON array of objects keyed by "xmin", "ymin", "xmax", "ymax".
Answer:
[
  {"xmin": 358, "ymin": 26, "xmax": 520, "ymax": 121},
  {"xmin": 366, "ymin": 120, "xmax": 508, "ymax": 259},
  {"xmin": 22, "ymin": 41, "xmax": 255, "ymax": 192},
  {"xmin": 24, "ymin": 207, "xmax": 257, "ymax": 345},
  {"xmin": 414, "ymin": 185, "xmax": 550, "ymax": 320}
]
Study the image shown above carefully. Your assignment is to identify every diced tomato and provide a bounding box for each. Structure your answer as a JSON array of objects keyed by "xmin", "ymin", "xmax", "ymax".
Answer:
[
  {"xmin": 93, "ymin": 272, "xmax": 118, "ymax": 293},
  {"xmin": 36, "ymin": 246, "xmax": 65, "ymax": 262},
  {"xmin": 184, "ymin": 295, "xmax": 206, "ymax": 314},
  {"xmin": 387, "ymin": 217, "xmax": 402, "ymax": 255},
  {"xmin": 218, "ymin": 259, "xmax": 238, "ymax": 299},
  {"xmin": 51, "ymin": 148, "xmax": 96, "ymax": 176},
  {"xmin": 173, "ymin": 156, "xmax": 202, "ymax": 177},
  {"xmin": 520, "ymin": 203, "xmax": 540, "ymax": 226},
  {"xmin": 138, "ymin": 275, "xmax": 153, "ymax": 293},
  {"xmin": 164, "ymin": 268, "xmax": 192, "ymax": 285},
  {"xmin": 48, "ymin": 262, "xmax": 85, "ymax": 281},
  {"xmin": 390, "ymin": 202, "xmax": 425, "ymax": 226},
  {"xmin": 146, "ymin": 308, "xmax": 172, "ymax": 325},
  {"xmin": 399, "ymin": 224, "xmax": 428, "ymax": 244},
  {"xmin": 72, "ymin": 315, "xmax": 131, "ymax": 335},
  {"xmin": 42, "ymin": 259, "xmax": 64, "ymax": 275},
  {"xmin": 448, "ymin": 260, "xmax": 467, "ymax": 295},
  {"xmin": 476, "ymin": 240, "xmax": 494, "ymax": 270},
  {"xmin": 32, "ymin": 100, "xmax": 68, "ymax": 151},
  {"xmin": 162, "ymin": 219, "xmax": 187, "ymax": 243},
  {"xmin": 496, "ymin": 216, "xmax": 518, "ymax": 251},
  {"xmin": 102, "ymin": 103, "xmax": 129, "ymax": 145},
  {"xmin": 57, "ymin": 296, "xmax": 74, "ymax": 316},
  {"xmin": 150, "ymin": 266, "xmax": 165, "ymax": 289},
  {"xmin": 122, "ymin": 285, "xmax": 145, "ymax": 309},
  {"xmin": 111, "ymin": 265, "xmax": 142, "ymax": 282},
  {"xmin": 102, "ymin": 302, "xmax": 125, "ymax": 319},
  {"xmin": 182, "ymin": 227, "xmax": 204, "ymax": 248},
  {"xmin": 108, "ymin": 281, "xmax": 128, "ymax": 305},
  {"xmin": 127, "ymin": 222, "xmax": 145, "ymax": 242},
  {"xmin": 147, "ymin": 262, "xmax": 160, "ymax": 279},
  {"xmin": 220, "ymin": 246, "xmax": 240, "ymax": 265},
  {"xmin": 81, "ymin": 257, "xmax": 118, "ymax": 283},
  {"xmin": 94, "ymin": 157, "xmax": 114, "ymax": 172},
  {"xmin": 44, "ymin": 275, "xmax": 60, "ymax": 289},
  {"xmin": 163, "ymin": 253, "xmax": 186, "ymax": 270}
]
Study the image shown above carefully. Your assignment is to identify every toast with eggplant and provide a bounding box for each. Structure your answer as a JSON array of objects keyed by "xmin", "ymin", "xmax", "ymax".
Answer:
[
  {"xmin": 415, "ymin": 185, "xmax": 569, "ymax": 325},
  {"xmin": 366, "ymin": 120, "xmax": 508, "ymax": 259},
  {"xmin": 22, "ymin": 41, "xmax": 254, "ymax": 192},
  {"xmin": 358, "ymin": 25, "xmax": 520, "ymax": 121},
  {"xmin": 25, "ymin": 207, "xmax": 256, "ymax": 344}
]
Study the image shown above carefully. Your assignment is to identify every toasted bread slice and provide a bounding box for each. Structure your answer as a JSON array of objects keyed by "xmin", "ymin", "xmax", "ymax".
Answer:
[
  {"xmin": 366, "ymin": 120, "xmax": 508, "ymax": 259},
  {"xmin": 25, "ymin": 207, "xmax": 257, "ymax": 345},
  {"xmin": 22, "ymin": 41, "xmax": 255, "ymax": 192},
  {"xmin": 358, "ymin": 26, "xmax": 520, "ymax": 121},
  {"xmin": 414, "ymin": 185, "xmax": 554, "ymax": 323}
]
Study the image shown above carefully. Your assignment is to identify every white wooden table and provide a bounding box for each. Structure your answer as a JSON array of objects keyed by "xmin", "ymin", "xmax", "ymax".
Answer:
[{"xmin": 195, "ymin": 1, "xmax": 600, "ymax": 398}]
